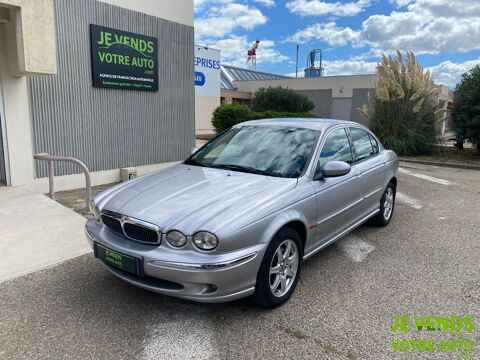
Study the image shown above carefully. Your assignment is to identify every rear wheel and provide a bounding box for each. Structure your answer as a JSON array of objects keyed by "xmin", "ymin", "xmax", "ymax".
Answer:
[
  {"xmin": 254, "ymin": 227, "xmax": 303, "ymax": 308},
  {"xmin": 370, "ymin": 181, "xmax": 396, "ymax": 227}
]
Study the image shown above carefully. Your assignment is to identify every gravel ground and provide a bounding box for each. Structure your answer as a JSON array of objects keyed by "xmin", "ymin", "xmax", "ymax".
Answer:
[{"xmin": 54, "ymin": 183, "xmax": 117, "ymax": 218}]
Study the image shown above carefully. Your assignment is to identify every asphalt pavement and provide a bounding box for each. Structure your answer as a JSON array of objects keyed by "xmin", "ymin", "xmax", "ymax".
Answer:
[{"xmin": 1, "ymin": 163, "xmax": 479, "ymax": 360}]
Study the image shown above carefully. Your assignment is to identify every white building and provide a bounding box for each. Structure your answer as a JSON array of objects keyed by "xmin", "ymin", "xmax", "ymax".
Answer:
[{"xmin": 0, "ymin": 0, "xmax": 194, "ymax": 189}]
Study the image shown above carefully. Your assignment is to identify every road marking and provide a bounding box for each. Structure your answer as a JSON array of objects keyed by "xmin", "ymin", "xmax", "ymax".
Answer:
[
  {"xmin": 142, "ymin": 311, "xmax": 215, "ymax": 360},
  {"xmin": 399, "ymin": 168, "xmax": 457, "ymax": 186},
  {"xmin": 396, "ymin": 192, "xmax": 422, "ymax": 209},
  {"xmin": 338, "ymin": 235, "xmax": 375, "ymax": 263}
]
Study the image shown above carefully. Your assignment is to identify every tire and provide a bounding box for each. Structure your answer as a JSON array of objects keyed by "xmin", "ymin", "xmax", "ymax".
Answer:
[
  {"xmin": 254, "ymin": 227, "xmax": 303, "ymax": 308},
  {"xmin": 370, "ymin": 181, "xmax": 396, "ymax": 227}
]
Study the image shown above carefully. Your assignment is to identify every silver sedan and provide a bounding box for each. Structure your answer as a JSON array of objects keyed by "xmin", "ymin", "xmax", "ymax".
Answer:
[{"xmin": 86, "ymin": 118, "xmax": 399, "ymax": 308}]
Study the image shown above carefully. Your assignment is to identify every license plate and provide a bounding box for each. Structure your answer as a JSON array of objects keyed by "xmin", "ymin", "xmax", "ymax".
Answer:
[{"xmin": 94, "ymin": 243, "xmax": 140, "ymax": 276}]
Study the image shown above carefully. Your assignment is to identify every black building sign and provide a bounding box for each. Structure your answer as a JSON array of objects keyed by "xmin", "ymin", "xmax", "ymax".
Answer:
[{"xmin": 90, "ymin": 24, "xmax": 158, "ymax": 91}]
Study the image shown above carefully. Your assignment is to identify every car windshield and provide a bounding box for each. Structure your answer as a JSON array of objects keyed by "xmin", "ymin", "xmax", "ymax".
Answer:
[{"xmin": 185, "ymin": 125, "xmax": 318, "ymax": 178}]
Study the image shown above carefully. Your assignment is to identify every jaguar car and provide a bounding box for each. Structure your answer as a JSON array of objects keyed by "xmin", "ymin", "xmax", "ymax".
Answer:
[{"xmin": 86, "ymin": 118, "xmax": 399, "ymax": 308}]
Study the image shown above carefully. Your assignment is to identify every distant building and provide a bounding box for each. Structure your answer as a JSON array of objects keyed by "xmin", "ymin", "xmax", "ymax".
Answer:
[
  {"xmin": 221, "ymin": 65, "xmax": 288, "ymax": 105},
  {"xmin": 233, "ymin": 74, "xmax": 377, "ymax": 127},
  {"xmin": 206, "ymin": 65, "xmax": 451, "ymax": 137},
  {"xmin": 195, "ymin": 65, "xmax": 379, "ymax": 134}
]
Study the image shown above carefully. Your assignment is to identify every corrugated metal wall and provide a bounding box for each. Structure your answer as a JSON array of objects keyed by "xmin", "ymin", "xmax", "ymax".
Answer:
[
  {"xmin": 351, "ymin": 88, "xmax": 374, "ymax": 126},
  {"xmin": 28, "ymin": 0, "xmax": 195, "ymax": 178},
  {"xmin": 294, "ymin": 89, "xmax": 332, "ymax": 118}
]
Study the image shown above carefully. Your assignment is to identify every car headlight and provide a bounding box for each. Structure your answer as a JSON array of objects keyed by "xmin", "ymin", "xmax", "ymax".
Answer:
[
  {"xmin": 166, "ymin": 230, "xmax": 187, "ymax": 247},
  {"xmin": 89, "ymin": 199, "xmax": 101, "ymax": 222},
  {"xmin": 193, "ymin": 231, "xmax": 218, "ymax": 250}
]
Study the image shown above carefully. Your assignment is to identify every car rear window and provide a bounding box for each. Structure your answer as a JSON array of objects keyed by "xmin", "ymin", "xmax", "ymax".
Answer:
[{"xmin": 349, "ymin": 128, "xmax": 376, "ymax": 162}]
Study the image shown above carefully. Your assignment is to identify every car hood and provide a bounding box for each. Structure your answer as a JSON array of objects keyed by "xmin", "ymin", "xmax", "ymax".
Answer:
[{"xmin": 99, "ymin": 164, "xmax": 298, "ymax": 234}]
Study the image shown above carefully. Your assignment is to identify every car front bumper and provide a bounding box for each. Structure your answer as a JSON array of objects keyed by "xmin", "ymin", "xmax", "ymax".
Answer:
[{"xmin": 85, "ymin": 220, "xmax": 267, "ymax": 303}]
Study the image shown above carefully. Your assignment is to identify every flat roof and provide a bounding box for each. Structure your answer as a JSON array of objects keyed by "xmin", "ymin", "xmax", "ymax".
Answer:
[{"xmin": 221, "ymin": 64, "xmax": 289, "ymax": 90}]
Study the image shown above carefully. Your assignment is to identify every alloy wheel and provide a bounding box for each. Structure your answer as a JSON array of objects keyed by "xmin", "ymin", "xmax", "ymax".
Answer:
[
  {"xmin": 269, "ymin": 239, "xmax": 299, "ymax": 297},
  {"xmin": 383, "ymin": 187, "xmax": 394, "ymax": 220}
]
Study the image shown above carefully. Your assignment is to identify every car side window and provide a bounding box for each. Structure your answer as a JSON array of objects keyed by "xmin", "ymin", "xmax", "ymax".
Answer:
[
  {"xmin": 368, "ymin": 134, "xmax": 379, "ymax": 155},
  {"xmin": 349, "ymin": 128, "xmax": 375, "ymax": 162},
  {"xmin": 318, "ymin": 128, "xmax": 353, "ymax": 168}
]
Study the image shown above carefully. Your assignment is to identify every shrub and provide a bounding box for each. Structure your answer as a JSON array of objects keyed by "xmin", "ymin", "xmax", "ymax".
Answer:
[
  {"xmin": 359, "ymin": 51, "xmax": 442, "ymax": 156},
  {"xmin": 451, "ymin": 65, "xmax": 480, "ymax": 152},
  {"xmin": 251, "ymin": 86, "xmax": 315, "ymax": 113},
  {"xmin": 211, "ymin": 102, "xmax": 313, "ymax": 132},
  {"xmin": 211, "ymin": 103, "xmax": 254, "ymax": 132}
]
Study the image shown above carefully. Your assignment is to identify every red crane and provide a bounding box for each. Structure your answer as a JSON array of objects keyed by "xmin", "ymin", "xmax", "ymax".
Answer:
[{"xmin": 246, "ymin": 39, "xmax": 260, "ymax": 70}]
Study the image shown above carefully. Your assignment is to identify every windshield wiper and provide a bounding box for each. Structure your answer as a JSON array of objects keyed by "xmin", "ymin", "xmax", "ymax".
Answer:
[
  {"xmin": 210, "ymin": 164, "xmax": 282, "ymax": 177},
  {"xmin": 184, "ymin": 159, "xmax": 205, "ymax": 167}
]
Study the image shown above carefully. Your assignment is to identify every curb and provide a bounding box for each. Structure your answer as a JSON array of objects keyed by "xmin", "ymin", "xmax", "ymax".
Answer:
[{"xmin": 399, "ymin": 158, "xmax": 480, "ymax": 171}]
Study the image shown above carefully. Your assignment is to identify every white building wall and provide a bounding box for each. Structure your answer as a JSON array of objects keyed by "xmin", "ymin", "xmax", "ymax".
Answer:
[
  {"xmin": 0, "ymin": 27, "xmax": 35, "ymax": 186},
  {"xmin": 195, "ymin": 96, "xmax": 219, "ymax": 135},
  {"xmin": 194, "ymin": 46, "xmax": 221, "ymax": 135},
  {"xmin": 234, "ymin": 75, "xmax": 376, "ymax": 98},
  {"xmin": 98, "ymin": 0, "xmax": 193, "ymax": 26}
]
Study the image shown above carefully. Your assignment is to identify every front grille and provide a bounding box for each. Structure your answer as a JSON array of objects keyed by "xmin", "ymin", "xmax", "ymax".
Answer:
[
  {"xmin": 101, "ymin": 211, "xmax": 160, "ymax": 244},
  {"xmin": 101, "ymin": 214, "xmax": 123, "ymax": 235},
  {"xmin": 124, "ymin": 223, "xmax": 159, "ymax": 243}
]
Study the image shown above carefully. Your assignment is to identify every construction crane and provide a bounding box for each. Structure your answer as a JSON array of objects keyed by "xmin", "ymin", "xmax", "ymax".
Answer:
[{"xmin": 246, "ymin": 39, "xmax": 260, "ymax": 70}]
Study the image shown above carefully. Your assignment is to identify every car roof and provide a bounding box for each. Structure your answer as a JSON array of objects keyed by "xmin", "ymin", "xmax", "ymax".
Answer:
[{"xmin": 235, "ymin": 118, "xmax": 361, "ymax": 131}]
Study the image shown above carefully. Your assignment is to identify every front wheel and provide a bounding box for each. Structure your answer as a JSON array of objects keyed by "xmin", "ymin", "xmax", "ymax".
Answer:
[
  {"xmin": 370, "ymin": 181, "xmax": 396, "ymax": 227},
  {"xmin": 254, "ymin": 227, "xmax": 303, "ymax": 308}
]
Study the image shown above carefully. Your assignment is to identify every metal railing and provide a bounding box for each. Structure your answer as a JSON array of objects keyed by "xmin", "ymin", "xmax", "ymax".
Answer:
[{"xmin": 34, "ymin": 153, "xmax": 91, "ymax": 211}]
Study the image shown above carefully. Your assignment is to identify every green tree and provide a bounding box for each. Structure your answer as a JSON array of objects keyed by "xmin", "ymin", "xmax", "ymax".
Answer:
[
  {"xmin": 451, "ymin": 65, "xmax": 480, "ymax": 152},
  {"xmin": 251, "ymin": 86, "xmax": 315, "ymax": 113},
  {"xmin": 359, "ymin": 51, "xmax": 442, "ymax": 156}
]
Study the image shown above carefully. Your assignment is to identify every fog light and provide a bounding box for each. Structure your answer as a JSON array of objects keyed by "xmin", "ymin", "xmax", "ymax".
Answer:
[
  {"xmin": 193, "ymin": 231, "xmax": 218, "ymax": 250},
  {"xmin": 166, "ymin": 230, "xmax": 187, "ymax": 247}
]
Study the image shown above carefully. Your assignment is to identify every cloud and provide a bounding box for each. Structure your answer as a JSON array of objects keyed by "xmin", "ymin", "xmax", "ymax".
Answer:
[
  {"xmin": 200, "ymin": 35, "xmax": 289, "ymax": 67},
  {"xmin": 287, "ymin": 22, "xmax": 359, "ymax": 46},
  {"xmin": 285, "ymin": 59, "xmax": 377, "ymax": 77},
  {"xmin": 286, "ymin": 0, "xmax": 480, "ymax": 56},
  {"xmin": 286, "ymin": 0, "xmax": 372, "ymax": 17},
  {"xmin": 359, "ymin": 1, "xmax": 480, "ymax": 54},
  {"xmin": 288, "ymin": 57, "xmax": 480, "ymax": 90},
  {"xmin": 195, "ymin": 3, "xmax": 267, "ymax": 39},
  {"xmin": 254, "ymin": 0, "xmax": 276, "ymax": 7},
  {"xmin": 194, "ymin": 0, "xmax": 206, "ymax": 10},
  {"xmin": 390, "ymin": 0, "xmax": 414, "ymax": 6},
  {"xmin": 322, "ymin": 59, "xmax": 377, "ymax": 75},
  {"xmin": 428, "ymin": 58, "xmax": 480, "ymax": 89},
  {"xmin": 194, "ymin": 0, "xmax": 233, "ymax": 12}
]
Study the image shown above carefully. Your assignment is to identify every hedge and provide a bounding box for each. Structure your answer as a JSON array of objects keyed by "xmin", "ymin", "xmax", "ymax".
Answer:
[{"xmin": 251, "ymin": 86, "xmax": 315, "ymax": 113}]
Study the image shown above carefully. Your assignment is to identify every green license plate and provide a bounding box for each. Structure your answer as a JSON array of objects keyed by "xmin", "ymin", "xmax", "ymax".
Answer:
[{"xmin": 95, "ymin": 243, "xmax": 140, "ymax": 276}]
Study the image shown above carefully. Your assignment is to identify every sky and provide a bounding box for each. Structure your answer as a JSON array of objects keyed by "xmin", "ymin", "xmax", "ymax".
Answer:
[{"xmin": 194, "ymin": 0, "xmax": 480, "ymax": 89}]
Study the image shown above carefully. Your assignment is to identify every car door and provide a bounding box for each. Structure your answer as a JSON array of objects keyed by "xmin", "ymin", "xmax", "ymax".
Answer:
[
  {"xmin": 348, "ymin": 127, "xmax": 388, "ymax": 217},
  {"xmin": 310, "ymin": 127, "xmax": 364, "ymax": 246}
]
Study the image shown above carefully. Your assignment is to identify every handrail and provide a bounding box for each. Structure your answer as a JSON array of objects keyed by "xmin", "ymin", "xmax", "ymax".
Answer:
[{"xmin": 33, "ymin": 153, "xmax": 91, "ymax": 211}]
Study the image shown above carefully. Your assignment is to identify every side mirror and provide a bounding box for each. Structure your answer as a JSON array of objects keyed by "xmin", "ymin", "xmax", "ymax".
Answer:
[
  {"xmin": 191, "ymin": 147, "xmax": 199, "ymax": 155},
  {"xmin": 319, "ymin": 161, "xmax": 351, "ymax": 179}
]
